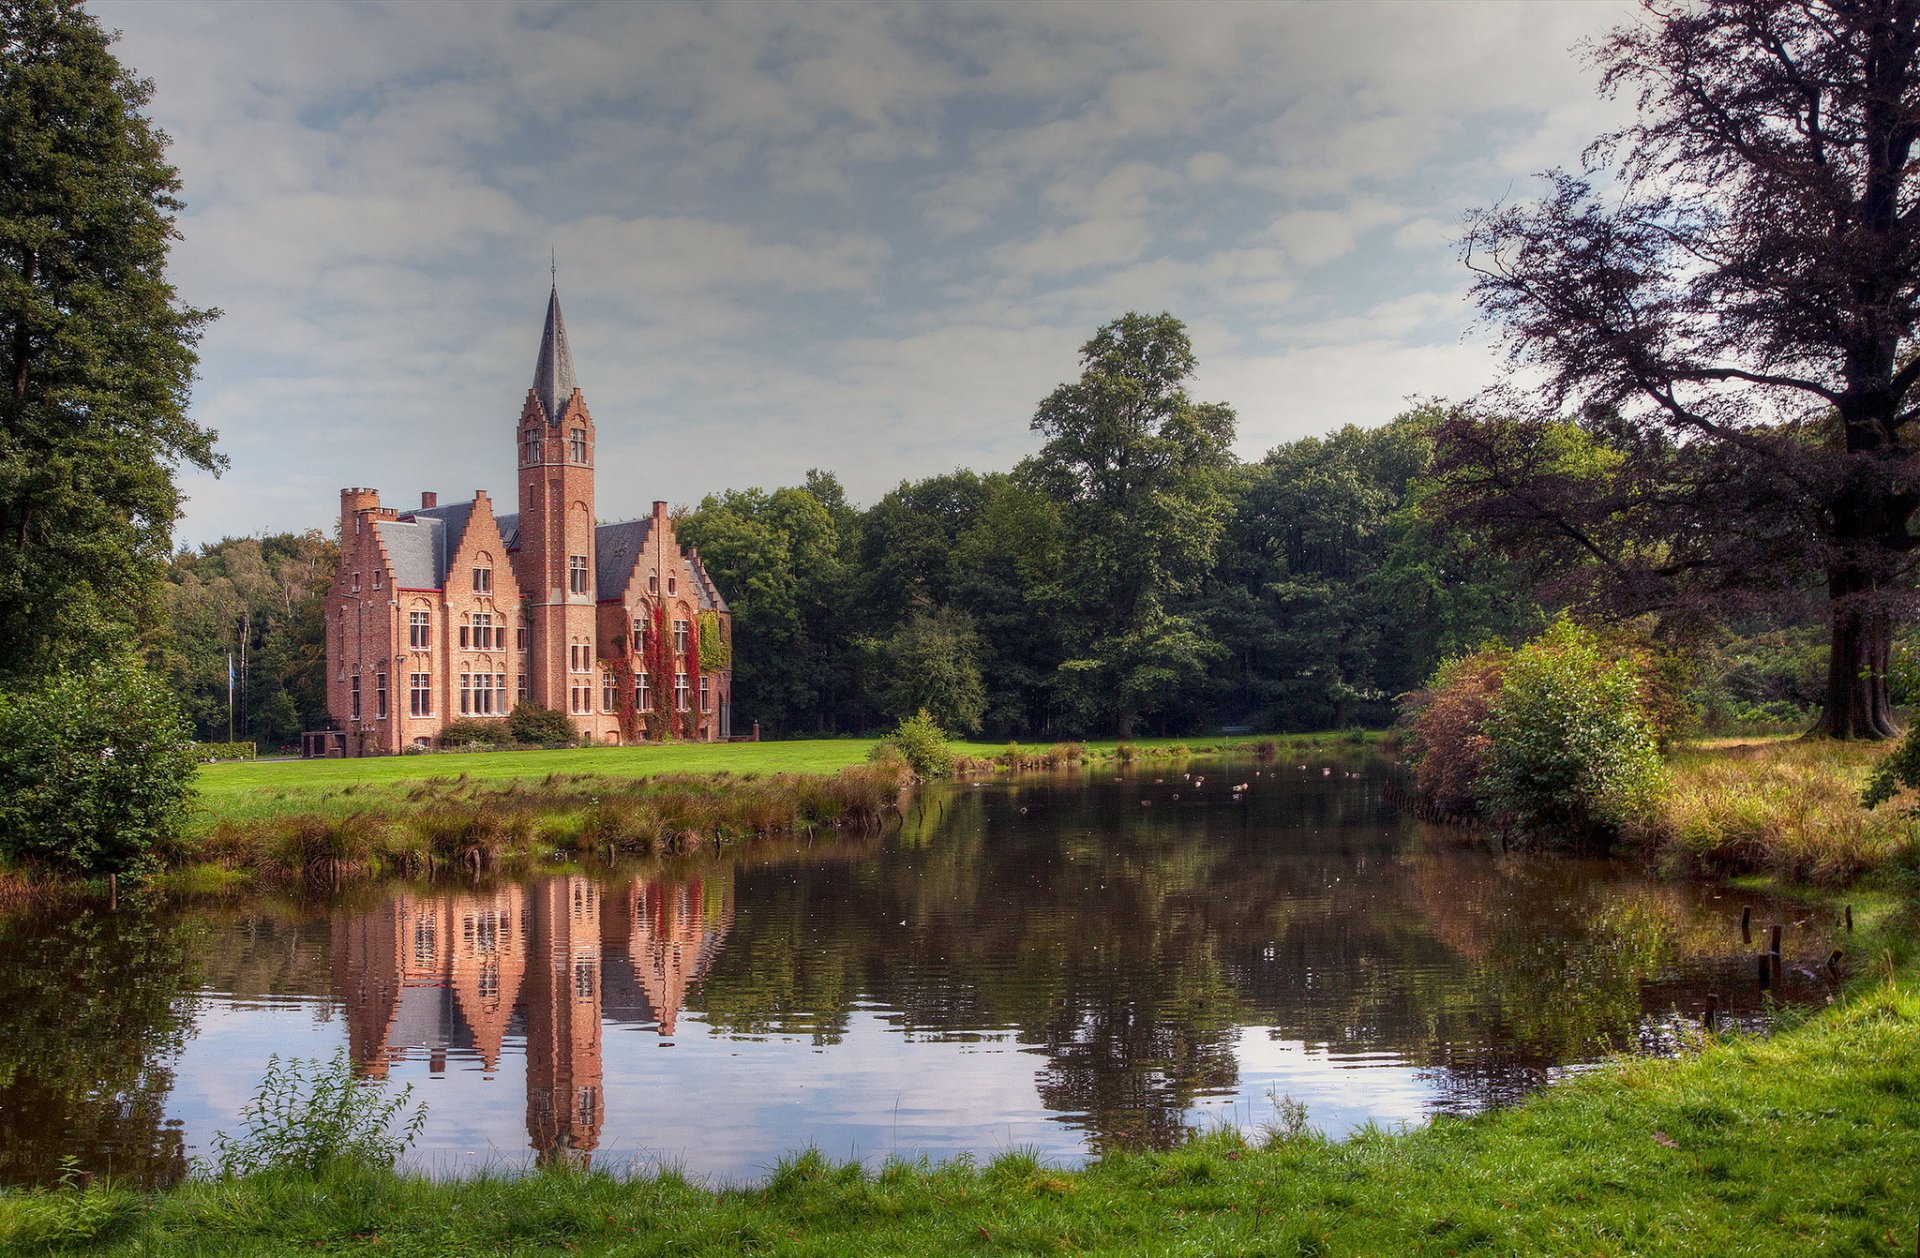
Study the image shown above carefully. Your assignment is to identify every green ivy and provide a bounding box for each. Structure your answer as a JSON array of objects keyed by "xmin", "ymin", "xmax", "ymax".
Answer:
[{"xmin": 698, "ymin": 611, "xmax": 732, "ymax": 671}]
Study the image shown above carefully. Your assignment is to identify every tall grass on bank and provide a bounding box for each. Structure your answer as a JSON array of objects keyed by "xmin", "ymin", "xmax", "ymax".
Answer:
[
  {"xmin": 189, "ymin": 764, "xmax": 908, "ymax": 884},
  {"xmin": 1641, "ymin": 740, "xmax": 1918, "ymax": 886}
]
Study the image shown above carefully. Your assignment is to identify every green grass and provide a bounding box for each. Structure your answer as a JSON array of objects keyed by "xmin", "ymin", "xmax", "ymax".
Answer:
[
  {"xmin": 5, "ymin": 897, "xmax": 1914, "ymax": 1255},
  {"xmin": 191, "ymin": 732, "xmax": 1366, "ymax": 827}
]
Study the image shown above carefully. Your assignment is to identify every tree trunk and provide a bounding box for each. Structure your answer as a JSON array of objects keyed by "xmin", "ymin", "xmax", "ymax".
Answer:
[{"xmin": 1816, "ymin": 568, "xmax": 1900, "ymax": 740}]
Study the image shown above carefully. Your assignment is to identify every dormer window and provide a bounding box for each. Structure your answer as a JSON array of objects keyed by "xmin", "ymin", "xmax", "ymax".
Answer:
[{"xmin": 569, "ymin": 427, "xmax": 587, "ymax": 463}]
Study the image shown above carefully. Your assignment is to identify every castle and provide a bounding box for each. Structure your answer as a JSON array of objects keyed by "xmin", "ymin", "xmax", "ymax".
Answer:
[{"xmin": 321, "ymin": 284, "xmax": 733, "ymax": 755}]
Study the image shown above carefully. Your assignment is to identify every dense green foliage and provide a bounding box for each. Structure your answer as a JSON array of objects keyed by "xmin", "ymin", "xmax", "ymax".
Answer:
[
  {"xmin": 679, "ymin": 335, "xmax": 1536, "ymax": 739},
  {"xmin": 505, "ymin": 702, "xmax": 578, "ymax": 747},
  {"xmin": 1404, "ymin": 620, "xmax": 1672, "ymax": 844},
  {"xmin": 874, "ymin": 708, "xmax": 955, "ymax": 778},
  {"xmin": 1476, "ymin": 621, "xmax": 1668, "ymax": 841},
  {"xmin": 0, "ymin": 0, "xmax": 218, "ymax": 685},
  {"xmin": 0, "ymin": 660, "xmax": 195, "ymax": 874},
  {"xmin": 152, "ymin": 532, "xmax": 334, "ymax": 747}
]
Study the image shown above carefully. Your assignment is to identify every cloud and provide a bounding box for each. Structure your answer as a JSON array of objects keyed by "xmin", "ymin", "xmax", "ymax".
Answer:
[{"xmin": 86, "ymin": 0, "xmax": 1645, "ymax": 544}]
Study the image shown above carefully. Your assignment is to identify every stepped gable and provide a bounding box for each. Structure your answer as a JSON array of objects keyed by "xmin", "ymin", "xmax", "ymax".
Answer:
[
  {"xmin": 593, "ymin": 517, "xmax": 654, "ymax": 601},
  {"xmin": 687, "ymin": 548, "xmax": 729, "ymax": 614}
]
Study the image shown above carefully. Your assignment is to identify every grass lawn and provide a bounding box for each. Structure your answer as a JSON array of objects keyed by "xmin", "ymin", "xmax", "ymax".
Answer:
[{"xmin": 193, "ymin": 732, "xmax": 1360, "ymax": 826}]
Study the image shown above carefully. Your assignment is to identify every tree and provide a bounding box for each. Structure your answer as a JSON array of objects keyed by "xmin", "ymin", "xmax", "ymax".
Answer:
[
  {"xmin": 1023, "ymin": 313, "xmax": 1235, "ymax": 736},
  {"xmin": 1451, "ymin": 0, "xmax": 1920, "ymax": 739},
  {"xmin": 877, "ymin": 606, "xmax": 987, "ymax": 734},
  {"xmin": 1, "ymin": 0, "xmax": 219, "ymax": 683},
  {"xmin": 0, "ymin": 659, "xmax": 197, "ymax": 875}
]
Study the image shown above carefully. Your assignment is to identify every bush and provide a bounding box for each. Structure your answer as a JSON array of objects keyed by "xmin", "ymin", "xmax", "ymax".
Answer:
[
  {"xmin": 1477, "ymin": 619, "xmax": 1667, "ymax": 842},
  {"xmin": 186, "ymin": 741, "xmax": 255, "ymax": 763},
  {"xmin": 876, "ymin": 709, "xmax": 955, "ymax": 778},
  {"xmin": 505, "ymin": 702, "xmax": 576, "ymax": 747},
  {"xmin": 436, "ymin": 718, "xmax": 508, "ymax": 749},
  {"xmin": 1400, "ymin": 648, "xmax": 1509, "ymax": 817},
  {"xmin": 0, "ymin": 661, "xmax": 197, "ymax": 876},
  {"xmin": 208, "ymin": 1050, "xmax": 425, "ymax": 1176}
]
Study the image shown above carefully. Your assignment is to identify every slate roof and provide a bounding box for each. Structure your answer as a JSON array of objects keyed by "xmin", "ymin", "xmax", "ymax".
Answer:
[
  {"xmin": 379, "ymin": 498, "xmax": 485, "ymax": 590},
  {"xmin": 495, "ymin": 512, "xmax": 520, "ymax": 550},
  {"xmin": 531, "ymin": 285, "xmax": 578, "ymax": 426},
  {"xmin": 594, "ymin": 517, "xmax": 653, "ymax": 601},
  {"xmin": 375, "ymin": 516, "xmax": 449, "ymax": 590}
]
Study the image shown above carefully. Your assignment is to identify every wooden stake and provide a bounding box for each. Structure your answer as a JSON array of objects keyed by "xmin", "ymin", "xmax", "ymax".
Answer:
[
  {"xmin": 1740, "ymin": 905, "xmax": 1752, "ymax": 944},
  {"xmin": 1769, "ymin": 923, "xmax": 1782, "ymax": 958},
  {"xmin": 1844, "ymin": 904, "xmax": 1854, "ymax": 933},
  {"xmin": 1756, "ymin": 954, "xmax": 1771, "ymax": 989}
]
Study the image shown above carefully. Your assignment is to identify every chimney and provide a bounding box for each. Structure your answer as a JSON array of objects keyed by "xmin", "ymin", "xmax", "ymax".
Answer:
[
  {"xmin": 653, "ymin": 500, "xmax": 668, "ymax": 522},
  {"xmin": 421, "ymin": 491, "xmax": 437, "ymax": 509}
]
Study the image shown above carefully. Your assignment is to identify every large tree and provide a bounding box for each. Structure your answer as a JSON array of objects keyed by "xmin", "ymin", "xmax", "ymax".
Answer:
[
  {"xmin": 1453, "ymin": 0, "xmax": 1920, "ymax": 738},
  {"xmin": 0, "ymin": 0, "xmax": 218, "ymax": 683},
  {"xmin": 1022, "ymin": 313, "xmax": 1235, "ymax": 736}
]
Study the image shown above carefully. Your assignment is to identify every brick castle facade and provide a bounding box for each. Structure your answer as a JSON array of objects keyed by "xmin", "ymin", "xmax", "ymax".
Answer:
[{"xmin": 323, "ymin": 285, "xmax": 733, "ymax": 755}]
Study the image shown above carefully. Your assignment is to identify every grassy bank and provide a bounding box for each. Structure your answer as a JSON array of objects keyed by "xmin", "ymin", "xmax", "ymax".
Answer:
[
  {"xmin": 1643, "ymin": 739, "xmax": 1919, "ymax": 886},
  {"xmin": 190, "ymin": 732, "xmax": 1359, "ymax": 827},
  {"xmin": 5, "ymin": 896, "xmax": 1912, "ymax": 1256}
]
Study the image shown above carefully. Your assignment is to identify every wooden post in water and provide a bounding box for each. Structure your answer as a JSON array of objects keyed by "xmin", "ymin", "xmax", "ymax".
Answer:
[
  {"xmin": 1701, "ymin": 993, "xmax": 1718, "ymax": 1032},
  {"xmin": 1756, "ymin": 953, "xmax": 1771, "ymax": 990},
  {"xmin": 1769, "ymin": 923, "xmax": 1782, "ymax": 959},
  {"xmin": 1740, "ymin": 905, "xmax": 1752, "ymax": 944},
  {"xmin": 1845, "ymin": 904, "xmax": 1854, "ymax": 933},
  {"xmin": 1828, "ymin": 949, "xmax": 1845, "ymax": 981}
]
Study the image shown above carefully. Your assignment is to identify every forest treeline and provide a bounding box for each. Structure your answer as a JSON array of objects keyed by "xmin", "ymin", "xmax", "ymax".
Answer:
[{"xmin": 155, "ymin": 397, "xmax": 1845, "ymax": 747}]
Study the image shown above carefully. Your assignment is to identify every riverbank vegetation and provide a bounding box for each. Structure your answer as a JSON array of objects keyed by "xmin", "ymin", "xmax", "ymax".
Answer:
[{"xmin": 4, "ymin": 896, "xmax": 1912, "ymax": 1255}]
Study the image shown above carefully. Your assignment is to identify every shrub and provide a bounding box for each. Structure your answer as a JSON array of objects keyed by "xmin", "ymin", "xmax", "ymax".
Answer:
[
  {"xmin": 1477, "ymin": 619, "xmax": 1667, "ymax": 842},
  {"xmin": 1400, "ymin": 649, "xmax": 1509, "ymax": 817},
  {"xmin": 186, "ymin": 741, "xmax": 255, "ymax": 763},
  {"xmin": 0, "ymin": 661, "xmax": 197, "ymax": 876},
  {"xmin": 208, "ymin": 1050, "xmax": 426, "ymax": 1176},
  {"xmin": 506, "ymin": 702, "xmax": 576, "ymax": 746},
  {"xmin": 437, "ymin": 718, "xmax": 507, "ymax": 749},
  {"xmin": 878, "ymin": 709, "xmax": 955, "ymax": 778}
]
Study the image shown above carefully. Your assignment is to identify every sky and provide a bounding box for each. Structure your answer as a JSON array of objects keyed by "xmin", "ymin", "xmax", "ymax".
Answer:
[{"xmin": 90, "ymin": 0, "xmax": 1642, "ymax": 547}]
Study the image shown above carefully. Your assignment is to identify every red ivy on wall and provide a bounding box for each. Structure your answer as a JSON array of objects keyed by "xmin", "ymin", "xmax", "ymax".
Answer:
[{"xmin": 644, "ymin": 601, "xmax": 675, "ymax": 742}]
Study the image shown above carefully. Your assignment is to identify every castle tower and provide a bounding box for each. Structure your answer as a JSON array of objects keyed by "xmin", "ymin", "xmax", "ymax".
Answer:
[{"xmin": 513, "ymin": 285, "xmax": 598, "ymax": 720}]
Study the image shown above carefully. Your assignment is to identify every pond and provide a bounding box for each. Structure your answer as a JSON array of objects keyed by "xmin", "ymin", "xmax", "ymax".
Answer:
[{"xmin": 0, "ymin": 756, "xmax": 1839, "ymax": 1187}]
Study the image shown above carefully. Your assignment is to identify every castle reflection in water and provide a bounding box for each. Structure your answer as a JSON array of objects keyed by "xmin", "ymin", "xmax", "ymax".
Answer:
[{"xmin": 331, "ymin": 875, "xmax": 731, "ymax": 1166}]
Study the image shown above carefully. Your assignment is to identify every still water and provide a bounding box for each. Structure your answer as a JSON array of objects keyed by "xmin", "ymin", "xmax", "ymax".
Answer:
[{"xmin": 0, "ymin": 758, "xmax": 1835, "ymax": 1186}]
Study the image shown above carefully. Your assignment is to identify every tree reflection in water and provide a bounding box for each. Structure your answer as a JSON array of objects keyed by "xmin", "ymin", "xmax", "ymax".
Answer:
[{"xmin": 0, "ymin": 758, "xmax": 1836, "ymax": 1184}]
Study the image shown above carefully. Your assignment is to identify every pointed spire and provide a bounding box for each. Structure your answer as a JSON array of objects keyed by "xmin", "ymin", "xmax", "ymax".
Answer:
[{"xmin": 531, "ymin": 283, "xmax": 578, "ymax": 426}]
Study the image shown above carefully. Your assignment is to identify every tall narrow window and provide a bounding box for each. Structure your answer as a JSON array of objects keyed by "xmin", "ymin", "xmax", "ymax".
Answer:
[
  {"xmin": 351, "ymin": 673, "xmax": 362, "ymax": 720},
  {"xmin": 459, "ymin": 621, "xmax": 470, "ymax": 649},
  {"xmin": 523, "ymin": 430, "xmax": 541, "ymax": 464},
  {"xmin": 631, "ymin": 617, "xmax": 647, "ymax": 656},
  {"xmin": 376, "ymin": 672, "xmax": 388, "ymax": 719},
  {"xmin": 459, "ymin": 672, "xmax": 472, "ymax": 715},
  {"xmin": 517, "ymin": 625, "xmax": 528, "ymax": 651},
  {"xmin": 409, "ymin": 610, "xmax": 430, "ymax": 649},
  {"xmin": 674, "ymin": 671, "xmax": 689, "ymax": 712},
  {"xmin": 673, "ymin": 618, "xmax": 690, "ymax": 654},
  {"xmin": 472, "ymin": 567, "xmax": 491, "ymax": 594},
  {"xmin": 667, "ymin": 575, "xmax": 676, "ymax": 594},
  {"xmin": 648, "ymin": 574, "xmax": 658, "ymax": 594},
  {"xmin": 517, "ymin": 673, "xmax": 529, "ymax": 703},
  {"xmin": 473, "ymin": 613, "xmax": 494, "ymax": 650},
  {"xmin": 602, "ymin": 672, "xmax": 616, "ymax": 712},
  {"xmin": 637, "ymin": 672, "xmax": 651, "ymax": 712},
  {"xmin": 700, "ymin": 676, "xmax": 711, "ymax": 714},
  {"xmin": 568, "ymin": 555, "xmax": 588, "ymax": 595},
  {"xmin": 351, "ymin": 571, "xmax": 361, "ymax": 594},
  {"xmin": 410, "ymin": 673, "xmax": 432, "ymax": 717},
  {"xmin": 569, "ymin": 427, "xmax": 588, "ymax": 462}
]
